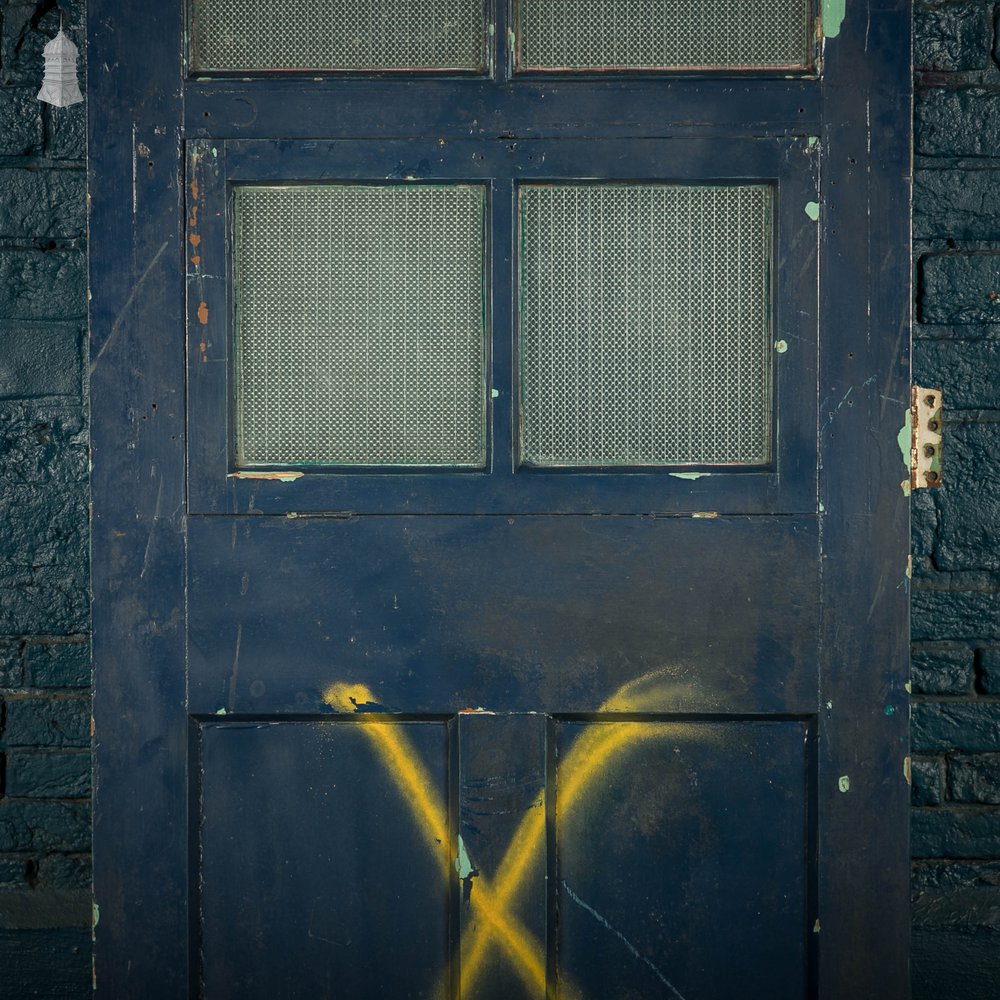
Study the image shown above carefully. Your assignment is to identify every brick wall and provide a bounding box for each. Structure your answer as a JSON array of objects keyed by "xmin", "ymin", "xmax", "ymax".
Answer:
[
  {"xmin": 0, "ymin": 1, "xmax": 90, "ymax": 996},
  {"xmin": 0, "ymin": 2, "xmax": 998, "ymax": 997},
  {"xmin": 911, "ymin": 2, "xmax": 1000, "ymax": 997}
]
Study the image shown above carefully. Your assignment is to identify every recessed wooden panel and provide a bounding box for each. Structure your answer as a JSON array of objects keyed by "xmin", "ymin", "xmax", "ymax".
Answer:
[
  {"xmin": 199, "ymin": 720, "xmax": 451, "ymax": 999},
  {"xmin": 555, "ymin": 719, "xmax": 810, "ymax": 1000}
]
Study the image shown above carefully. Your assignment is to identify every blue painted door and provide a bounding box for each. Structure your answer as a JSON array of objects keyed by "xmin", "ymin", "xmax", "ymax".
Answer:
[{"xmin": 89, "ymin": 3, "xmax": 912, "ymax": 997}]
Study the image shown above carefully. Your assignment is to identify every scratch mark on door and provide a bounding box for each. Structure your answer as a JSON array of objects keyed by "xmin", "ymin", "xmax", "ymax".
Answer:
[
  {"xmin": 228, "ymin": 623, "xmax": 242, "ymax": 714},
  {"xmin": 561, "ymin": 879, "xmax": 687, "ymax": 1000},
  {"xmin": 90, "ymin": 240, "xmax": 170, "ymax": 374}
]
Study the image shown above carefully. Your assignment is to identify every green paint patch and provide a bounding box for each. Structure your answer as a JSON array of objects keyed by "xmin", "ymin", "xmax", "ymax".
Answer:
[
  {"xmin": 669, "ymin": 472, "xmax": 709, "ymax": 480},
  {"xmin": 822, "ymin": 0, "xmax": 846, "ymax": 38},
  {"xmin": 897, "ymin": 409, "xmax": 912, "ymax": 472},
  {"xmin": 455, "ymin": 836, "xmax": 474, "ymax": 879},
  {"xmin": 805, "ymin": 201, "xmax": 820, "ymax": 221}
]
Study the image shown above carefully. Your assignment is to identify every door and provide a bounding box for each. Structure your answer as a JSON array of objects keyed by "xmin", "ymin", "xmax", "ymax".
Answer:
[{"xmin": 89, "ymin": 3, "xmax": 912, "ymax": 998}]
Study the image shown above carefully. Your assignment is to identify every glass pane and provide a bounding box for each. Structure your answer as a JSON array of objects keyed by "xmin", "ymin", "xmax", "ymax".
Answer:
[
  {"xmin": 516, "ymin": 0, "xmax": 813, "ymax": 72},
  {"xmin": 192, "ymin": 0, "xmax": 488, "ymax": 72},
  {"xmin": 234, "ymin": 185, "xmax": 487, "ymax": 468},
  {"xmin": 518, "ymin": 184, "xmax": 772, "ymax": 467}
]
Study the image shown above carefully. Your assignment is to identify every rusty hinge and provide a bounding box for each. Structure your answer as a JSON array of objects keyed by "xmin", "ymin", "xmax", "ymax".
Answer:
[{"xmin": 911, "ymin": 386, "xmax": 943, "ymax": 490}]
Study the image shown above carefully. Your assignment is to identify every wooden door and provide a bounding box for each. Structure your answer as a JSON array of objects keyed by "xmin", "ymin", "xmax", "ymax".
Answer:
[{"xmin": 89, "ymin": 3, "xmax": 912, "ymax": 997}]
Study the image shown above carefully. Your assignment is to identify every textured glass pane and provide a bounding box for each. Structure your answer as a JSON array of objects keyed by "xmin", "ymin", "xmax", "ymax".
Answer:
[
  {"xmin": 192, "ymin": 0, "xmax": 487, "ymax": 71},
  {"xmin": 519, "ymin": 184, "xmax": 772, "ymax": 467},
  {"xmin": 516, "ymin": 0, "xmax": 812, "ymax": 71},
  {"xmin": 235, "ymin": 185, "xmax": 487, "ymax": 468}
]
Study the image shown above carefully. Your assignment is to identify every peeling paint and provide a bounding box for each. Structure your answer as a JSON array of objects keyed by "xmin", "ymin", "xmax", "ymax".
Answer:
[
  {"xmin": 900, "ymin": 479, "xmax": 911, "ymax": 497},
  {"xmin": 897, "ymin": 409, "xmax": 911, "ymax": 471},
  {"xmin": 92, "ymin": 902, "xmax": 100, "ymax": 928},
  {"xmin": 905, "ymin": 681, "xmax": 912, "ymax": 695},
  {"xmin": 228, "ymin": 470, "xmax": 304, "ymax": 482},
  {"xmin": 903, "ymin": 756, "xmax": 912, "ymax": 786},
  {"xmin": 884, "ymin": 705, "xmax": 895, "ymax": 717},
  {"xmin": 455, "ymin": 835, "xmax": 475, "ymax": 879},
  {"xmin": 775, "ymin": 339, "xmax": 788, "ymax": 354},
  {"xmin": 691, "ymin": 512, "xmax": 718, "ymax": 519},
  {"xmin": 491, "ymin": 388, "xmax": 500, "ymax": 399},
  {"xmin": 197, "ymin": 301, "xmax": 209, "ymax": 325},
  {"xmin": 214, "ymin": 707, "xmax": 227, "ymax": 715},
  {"xmin": 813, "ymin": 918, "xmax": 821, "ymax": 934},
  {"xmin": 804, "ymin": 201, "xmax": 820, "ymax": 221},
  {"xmin": 838, "ymin": 775, "xmax": 851, "ymax": 793},
  {"xmin": 822, "ymin": 0, "xmax": 846, "ymax": 38},
  {"xmin": 669, "ymin": 472, "xmax": 709, "ymax": 480}
]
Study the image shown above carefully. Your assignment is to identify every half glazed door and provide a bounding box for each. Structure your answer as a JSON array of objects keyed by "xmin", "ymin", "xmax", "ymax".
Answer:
[{"xmin": 89, "ymin": 3, "xmax": 912, "ymax": 998}]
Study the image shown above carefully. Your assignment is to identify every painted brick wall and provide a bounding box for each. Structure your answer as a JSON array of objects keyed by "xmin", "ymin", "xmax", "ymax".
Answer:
[
  {"xmin": 0, "ymin": 2, "xmax": 998, "ymax": 998},
  {"xmin": 0, "ymin": 1, "xmax": 90, "ymax": 997},
  {"xmin": 911, "ymin": 1, "xmax": 1000, "ymax": 997}
]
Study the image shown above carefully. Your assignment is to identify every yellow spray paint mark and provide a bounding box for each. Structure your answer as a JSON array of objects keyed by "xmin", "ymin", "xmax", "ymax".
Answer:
[
  {"xmin": 324, "ymin": 682, "xmax": 549, "ymax": 997},
  {"xmin": 325, "ymin": 670, "xmax": 694, "ymax": 999}
]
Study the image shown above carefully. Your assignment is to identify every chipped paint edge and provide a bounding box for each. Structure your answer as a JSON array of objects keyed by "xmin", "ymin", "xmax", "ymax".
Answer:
[
  {"xmin": 821, "ymin": 0, "xmax": 846, "ymax": 38},
  {"xmin": 228, "ymin": 471, "xmax": 304, "ymax": 482}
]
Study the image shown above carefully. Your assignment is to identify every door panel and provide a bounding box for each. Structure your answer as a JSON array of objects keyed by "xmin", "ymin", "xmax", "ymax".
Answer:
[
  {"xmin": 187, "ymin": 516, "xmax": 819, "ymax": 716},
  {"xmin": 199, "ymin": 720, "xmax": 451, "ymax": 998},
  {"xmin": 554, "ymin": 719, "xmax": 810, "ymax": 1000}
]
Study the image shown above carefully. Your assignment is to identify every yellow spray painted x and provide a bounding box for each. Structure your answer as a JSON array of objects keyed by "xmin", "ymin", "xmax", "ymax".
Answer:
[{"xmin": 325, "ymin": 672, "xmax": 682, "ymax": 998}]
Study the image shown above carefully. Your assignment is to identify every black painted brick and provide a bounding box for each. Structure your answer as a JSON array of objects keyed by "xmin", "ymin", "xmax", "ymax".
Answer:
[
  {"xmin": 44, "ymin": 104, "xmax": 86, "ymax": 162},
  {"xmin": 0, "ymin": 250, "xmax": 86, "ymax": 322},
  {"xmin": 0, "ymin": 89, "xmax": 43, "ymax": 157},
  {"xmin": 0, "ymin": 860, "xmax": 26, "ymax": 889},
  {"xmin": 915, "ymin": 338, "xmax": 1000, "ymax": 410},
  {"xmin": 0, "ymin": 402, "xmax": 87, "ymax": 484},
  {"xmin": 912, "ymin": 645, "xmax": 975, "ymax": 695},
  {"xmin": 949, "ymin": 755, "xmax": 1000, "ymax": 804},
  {"xmin": 37, "ymin": 855, "xmax": 88, "ymax": 891},
  {"xmin": 912, "ymin": 925, "xmax": 1000, "ymax": 1000},
  {"xmin": 915, "ymin": 2, "xmax": 991, "ymax": 72},
  {"xmin": 915, "ymin": 169, "xmax": 1000, "ymax": 242},
  {"xmin": 0, "ymin": 645, "xmax": 21, "ymax": 689},
  {"xmin": 912, "ymin": 587, "xmax": 1000, "ymax": 642},
  {"xmin": 0, "ymin": 168, "xmax": 85, "ymax": 240},
  {"xmin": 0, "ymin": 802, "xmax": 89, "ymax": 853},
  {"xmin": 926, "ymin": 423, "xmax": 1000, "ymax": 571},
  {"xmin": 1, "ymin": 2, "xmax": 86, "ymax": 88},
  {"xmin": 23, "ymin": 643, "xmax": 89, "ymax": 690},
  {"xmin": 0, "ymin": 928, "xmax": 90, "ymax": 999},
  {"xmin": 916, "ymin": 88, "xmax": 1000, "ymax": 158},
  {"xmin": 0, "ymin": 698, "xmax": 89, "ymax": 749},
  {"xmin": 0, "ymin": 484, "xmax": 88, "ymax": 636},
  {"xmin": 920, "ymin": 252, "xmax": 1000, "ymax": 325},
  {"xmin": 913, "ymin": 757, "xmax": 945, "ymax": 806},
  {"xmin": 3, "ymin": 753, "xmax": 89, "ymax": 798},
  {"xmin": 980, "ymin": 647, "xmax": 1000, "ymax": 695},
  {"xmin": 912, "ymin": 702, "xmax": 1000, "ymax": 754},
  {"xmin": 913, "ymin": 808, "xmax": 1000, "ymax": 858},
  {"xmin": 0, "ymin": 322, "xmax": 82, "ymax": 400},
  {"xmin": 913, "ymin": 860, "xmax": 1000, "ymax": 891}
]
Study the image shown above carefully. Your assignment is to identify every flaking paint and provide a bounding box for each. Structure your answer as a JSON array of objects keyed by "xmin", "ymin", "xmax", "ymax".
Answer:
[{"xmin": 822, "ymin": 0, "xmax": 846, "ymax": 38}]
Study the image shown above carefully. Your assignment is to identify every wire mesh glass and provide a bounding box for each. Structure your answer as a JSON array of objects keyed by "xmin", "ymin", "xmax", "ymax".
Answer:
[
  {"xmin": 518, "ymin": 184, "xmax": 772, "ymax": 468},
  {"xmin": 191, "ymin": 0, "xmax": 488, "ymax": 72},
  {"xmin": 515, "ymin": 0, "xmax": 813, "ymax": 72},
  {"xmin": 234, "ymin": 184, "xmax": 488, "ymax": 468}
]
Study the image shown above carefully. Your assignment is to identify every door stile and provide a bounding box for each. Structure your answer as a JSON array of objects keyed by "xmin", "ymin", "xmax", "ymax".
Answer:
[
  {"xmin": 89, "ymin": 2, "xmax": 190, "ymax": 996},
  {"xmin": 816, "ymin": 2, "xmax": 912, "ymax": 996}
]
